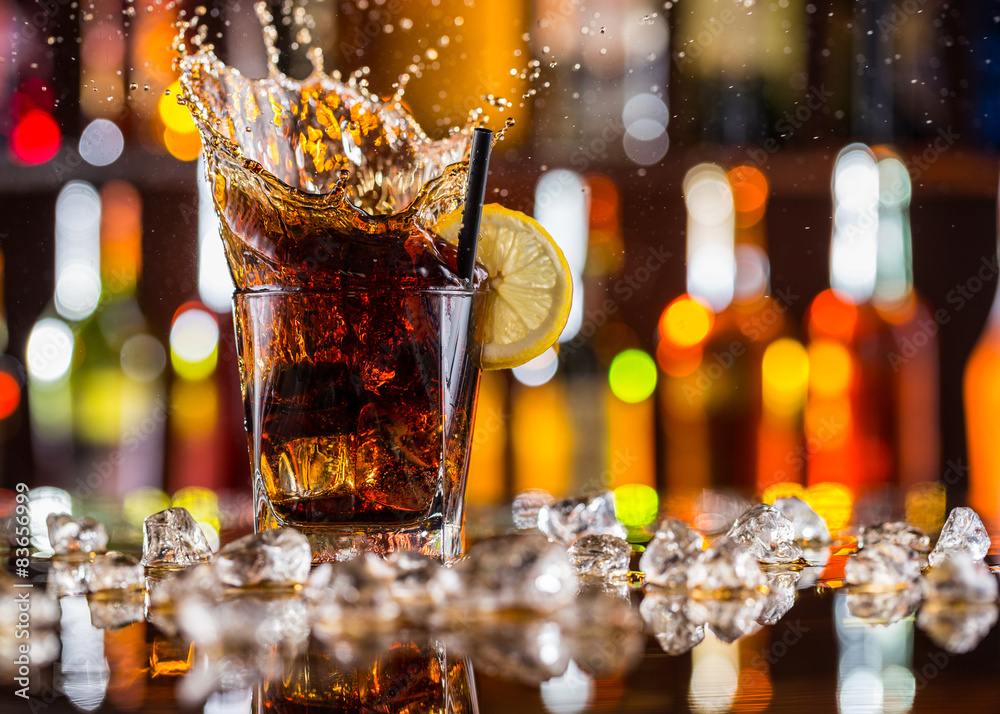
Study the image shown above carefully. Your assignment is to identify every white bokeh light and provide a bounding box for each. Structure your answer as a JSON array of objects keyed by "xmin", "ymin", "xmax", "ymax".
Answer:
[
  {"xmin": 170, "ymin": 308, "xmax": 220, "ymax": 365},
  {"xmin": 26, "ymin": 318, "xmax": 75, "ymax": 383},
  {"xmin": 79, "ymin": 118, "xmax": 124, "ymax": 166},
  {"xmin": 831, "ymin": 145, "xmax": 880, "ymax": 304},
  {"xmin": 685, "ymin": 164, "xmax": 736, "ymax": 312},
  {"xmin": 54, "ymin": 264, "xmax": 102, "ymax": 321},
  {"xmin": 198, "ymin": 155, "xmax": 235, "ymax": 312},
  {"xmin": 535, "ymin": 170, "xmax": 588, "ymax": 343},
  {"xmin": 511, "ymin": 347, "xmax": 559, "ymax": 387}
]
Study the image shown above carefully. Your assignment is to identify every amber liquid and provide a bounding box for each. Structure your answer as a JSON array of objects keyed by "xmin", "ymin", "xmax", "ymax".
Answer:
[
  {"xmin": 256, "ymin": 642, "xmax": 478, "ymax": 714},
  {"xmin": 237, "ymin": 287, "xmax": 479, "ymax": 528}
]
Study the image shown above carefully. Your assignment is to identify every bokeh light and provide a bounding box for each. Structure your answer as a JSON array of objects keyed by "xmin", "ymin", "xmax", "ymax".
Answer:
[
  {"xmin": 762, "ymin": 338, "xmax": 809, "ymax": 415},
  {"xmin": 808, "ymin": 289, "xmax": 858, "ymax": 340},
  {"xmin": 660, "ymin": 296, "xmax": 714, "ymax": 348},
  {"xmin": 512, "ymin": 347, "xmax": 559, "ymax": 387},
  {"xmin": 79, "ymin": 118, "xmax": 125, "ymax": 166},
  {"xmin": 158, "ymin": 80, "xmax": 196, "ymax": 133},
  {"xmin": 26, "ymin": 318, "xmax": 75, "ymax": 383},
  {"xmin": 728, "ymin": 165, "xmax": 769, "ymax": 228},
  {"xmin": 170, "ymin": 306, "xmax": 219, "ymax": 381},
  {"xmin": 613, "ymin": 483, "xmax": 659, "ymax": 528},
  {"xmin": 0, "ymin": 371, "xmax": 21, "ymax": 420},
  {"xmin": 808, "ymin": 339, "xmax": 853, "ymax": 397},
  {"xmin": 806, "ymin": 482, "xmax": 853, "ymax": 533},
  {"xmin": 11, "ymin": 109, "xmax": 61, "ymax": 165},
  {"xmin": 609, "ymin": 349, "xmax": 657, "ymax": 403}
]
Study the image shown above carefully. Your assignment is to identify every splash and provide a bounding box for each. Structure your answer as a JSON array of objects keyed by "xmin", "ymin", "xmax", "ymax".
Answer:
[{"xmin": 173, "ymin": 8, "xmax": 508, "ymax": 290}]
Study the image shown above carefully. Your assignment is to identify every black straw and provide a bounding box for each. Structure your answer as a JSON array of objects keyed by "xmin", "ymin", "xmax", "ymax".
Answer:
[{"xmin": 457, "ymin": 127, "xmax": 494, "ymax": 283}]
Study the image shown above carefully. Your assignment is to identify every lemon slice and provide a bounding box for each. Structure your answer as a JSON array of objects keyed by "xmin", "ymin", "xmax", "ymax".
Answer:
[{"xmin": 436, "ymin": 204, "xmax": 573, "ymax": 370}]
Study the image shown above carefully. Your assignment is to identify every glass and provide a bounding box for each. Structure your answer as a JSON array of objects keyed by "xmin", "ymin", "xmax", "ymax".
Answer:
[
  {"xmin": 179, "ymin": 17, "xmax": 487, "ymax": 563},
  {"xmin": 236, "ymin": 287, "xmax": 481, "ymax": 562}
]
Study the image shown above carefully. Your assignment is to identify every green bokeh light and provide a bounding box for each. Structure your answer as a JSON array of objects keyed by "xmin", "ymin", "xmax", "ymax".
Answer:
[
  {"xmin": 608, "ymin": 349, "xmax": 657, "ymax": 403},
  {"xmin": 614, "ymin": 484, "xmax": 659, "ymax": 528}
]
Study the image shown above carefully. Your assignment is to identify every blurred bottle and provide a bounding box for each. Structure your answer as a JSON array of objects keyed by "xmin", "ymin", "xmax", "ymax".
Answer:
[
  {"xmin": 803, "ymin": 144, "xmax": 931, "ymax": 511},
  {"xmin": 70, "ymin": 181, "xmax": 167, "ymax": 499},
  {"xmin": 0, "ymin": 249, "xmax": 27, "ymax": 485},
  {"xmin": 965, "ymin": 181, "xmax": 1000, "ymax": 526},
  {"xmin": 672, "ymin": 0, "xmax": 805, "ymax": 144},
  {"xmin": 659, "ymin": 164, "xmax": 796, "ymax": 499},
  {"xmin": 871, "ymin": 147, "xmax": 939, "ymax": 494},
  {"xmin": 164, "ymin": 157, "xmax": 239, "ymax": 496},
  {"xmin": 26, "ymin": 181, "xmax": 99, "ymax": 488},
  {"xmin": 534, "ymin": 0, "xmax": 669, "ymax": 166}
]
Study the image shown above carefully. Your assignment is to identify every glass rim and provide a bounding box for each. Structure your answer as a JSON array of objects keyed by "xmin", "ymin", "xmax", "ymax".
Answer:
[{"xmin": 234, "ymin": 285, "xmax": 482, "ymax": 298}]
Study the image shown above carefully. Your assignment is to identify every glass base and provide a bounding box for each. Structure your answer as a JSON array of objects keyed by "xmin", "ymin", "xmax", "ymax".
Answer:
[{"xmin": 256, "ymin": 502, "xmax": 464, "ymax": 563}]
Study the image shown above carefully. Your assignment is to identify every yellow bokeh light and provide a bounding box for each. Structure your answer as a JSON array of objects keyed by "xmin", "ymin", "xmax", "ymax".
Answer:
[
  {"xmin": 660, "ymin": 296, "xmax": 714, "ymax": 348},
  {"xmin": 761, "ymin": 482, "xmax": 806, "ymax": 504},
  {"xmin": 158, "ymin": 80, "xmax": 196, "ymax": 133},
  {"xmin": 122, "ymin": 487, "xmax": 170, "ymax": 529},
  {"xmin": 808, "ymin": 339, "xmax": 853, "ymax": 397},
  {"xmin": 762, "ymin": 338, "xmax": 809, "ymax": 416},
  {"xmin": 806, "ymin": 481, "xmax": 853, "ymax": 534},
  {"xmin": 172, "ymin": 486, "xmax": 220, "ymax": 532},
  {"xmin": 163, "ymin": 127, "xmax": 201, "ymax": 162}
]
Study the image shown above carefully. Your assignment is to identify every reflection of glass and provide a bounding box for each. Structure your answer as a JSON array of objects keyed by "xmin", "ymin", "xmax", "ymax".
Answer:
[{"xmin": 255, "ymin": 640, "xmax": 478, "ymax": 714}]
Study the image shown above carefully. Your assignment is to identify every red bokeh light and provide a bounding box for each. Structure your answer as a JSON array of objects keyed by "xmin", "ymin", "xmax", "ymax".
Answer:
[
  {"xmin": 0, "ymin": 371, "xmax": 20, "ymax": 420},
  {"xmin": 10, "ymin": 109, "xmax": 62, "ymax": 165}
]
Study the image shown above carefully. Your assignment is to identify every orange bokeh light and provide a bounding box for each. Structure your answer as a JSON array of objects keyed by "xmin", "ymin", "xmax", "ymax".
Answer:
[
  {"xmin": 660, "ymin": 296, "xmax": 714, "ymax": 348},
  {"xmin": 0, "ymin": 372, "xmax": 21, "ymax": 420},
  {"xmin": 728, "ymin": 165, "xmax": 769, "ymax": 228},
  {"xmin": 808, "ymin": 289, "xmax": 858, "ymax": 340}
]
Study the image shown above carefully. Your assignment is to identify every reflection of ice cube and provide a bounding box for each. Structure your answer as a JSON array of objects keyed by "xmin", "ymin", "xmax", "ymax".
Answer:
[
  {"xmin": 928, "ymin": 507, "xmax": 991, "ymax": 567},
  {"xmin": 47, "ymin": 514, "xmax": 109, "ymax": 556},
  {"xmin": 89, "ymin": 552, "xmax": 144, "ymax": 593},
  {"xmin": 141, "ymin": 507, "xmax": 214, "ymax": 566},
  {"xmin": 846, "ymin": 583, "xmax": 921, "ymax": 626},
  {"xmin": 757, "ymin": 570, "xmax": 800, "ymax": 626},
  {"xmin": 687, "ymin": 594, "xmax": 765, "ymax": 643},
  {"xmin": 917, "ymin": 601, "xmax": 999, "ymax": 653},
  {"xmin": 214, "ymin": 528, "xmax": 312, "ymax": 587},
  {"xmin": 640, "ymin": 591, "xmax": 705, "ymax": 656},
  {"xmin": 845, "ymin": 542, "xmax": 920, "ymax": 588},
  {"xmin": 87, "ymin": 591, "xmax": 145, "ymax": 630},
  {"xmin": 568, "ymin": 534, "xmax": 631, "ymax": 578},
  {"xmin": 48, "ymin": 558, "xmax": 93, "ymax": 597}
]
